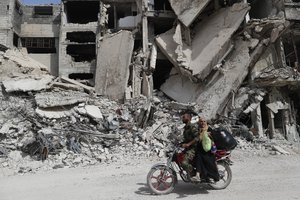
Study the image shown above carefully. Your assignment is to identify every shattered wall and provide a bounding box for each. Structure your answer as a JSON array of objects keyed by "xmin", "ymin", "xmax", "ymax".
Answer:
[
  {"xmin": 58, "ymin": 0, "xmax": 99, "ymax": 82},
  {"xmin": 20, "ymin": 5, "xmax": 61, "ymax": 76},
  {"xmin": 0, "ymin": 0, "xmax": 22, "ymax": 47},
  {"xmin": 95, "ymin": 31, "xmax": 134, "ymax": 101}
]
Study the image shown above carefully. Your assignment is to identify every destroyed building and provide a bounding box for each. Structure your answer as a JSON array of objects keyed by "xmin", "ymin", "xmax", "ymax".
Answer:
[{"xmin": 1, "ymin": 0, "xmax": 300, "ymax": 145}]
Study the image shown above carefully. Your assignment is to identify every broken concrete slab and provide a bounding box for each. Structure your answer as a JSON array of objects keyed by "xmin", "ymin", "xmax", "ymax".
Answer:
[
  {"xmin": 156, "ymin": 3, "xmax": 250, "ymax": 82},
  {"xmin": 60, "ymin": 76, "xmax": 95, "ymax": 93},
  {"xmin": 162, "ymin": 38, "xmax": 252, "ymax": 120},
  {"xmin": 168, "ymin": 0, "xmax": 212, "ymax": 27},
  {"xmin": 95, "ymin": 30, "xmax": 134, "ymax": 101},
  {"xmin": 272, "ymin": 145, "xmax": 290, "ymax": 155},
  {"xmin": 255, "ymin": 67, "xmax": 300, "ymax": 87},
  {"xmin": 4, "ymin": 48, "xmax": 48, "ymax": 71},
  {"xmin": 35, "ymin": 107, "xmax": 74, "ymax": 119},
  {"xmin": 160, "ymin": 67, "xmax": 202, "ymax": 103},
  {"xmin": 35, "ymin": 91, "xmax": 89, "ymax": 108},
  {"xmin": 52, "ymin": 82, "xmax": 84, "ymax": 92},
  {"xmin": 266, "ymin": 101, "xmax": 289, "ymax": 114},
  {"xmin": 85, "ymin": 105, "xmax": 103, "ymax": 120},
  {"xmin": 285, "ymin": 7, "xmax": 300, "ymax": 21},
  {"xmin": 2, "ymin": 75, "xmax": 54, "ymax": 92},
  {"xmin": 195, "ymin": 38, "xmax": 251, "ymax": 120}
]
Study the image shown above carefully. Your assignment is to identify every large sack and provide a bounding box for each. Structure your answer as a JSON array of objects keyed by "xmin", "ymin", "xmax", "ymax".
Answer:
[{"xmin": 211, "ymin": 128, "xmax": 237, "ymax": 150}]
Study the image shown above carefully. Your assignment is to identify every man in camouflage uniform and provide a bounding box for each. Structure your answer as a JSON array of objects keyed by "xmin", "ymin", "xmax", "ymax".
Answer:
[{"xmin": 180, "ymin": 111, "xmax": 198, "ymax": 177}]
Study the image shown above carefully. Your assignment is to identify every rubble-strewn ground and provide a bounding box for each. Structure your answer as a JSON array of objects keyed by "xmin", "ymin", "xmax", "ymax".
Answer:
[
  {"xmin": 1, "ymin": 150, "xmax": 300, "ymax": 200},
  {"xmin": 1, "ymin": 79, "xmax": 299, "ymax": 175}
]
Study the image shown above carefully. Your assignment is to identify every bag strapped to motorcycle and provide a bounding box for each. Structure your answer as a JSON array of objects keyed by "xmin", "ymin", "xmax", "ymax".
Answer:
[{"xmin": 210, "ymin": 128, "xmax": 237, "ymax": 151}]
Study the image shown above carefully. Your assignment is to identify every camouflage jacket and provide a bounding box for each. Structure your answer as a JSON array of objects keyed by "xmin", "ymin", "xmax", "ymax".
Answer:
[{"xmin": 183, "ymin": 122, "xmax": 198, "ymax": 144}]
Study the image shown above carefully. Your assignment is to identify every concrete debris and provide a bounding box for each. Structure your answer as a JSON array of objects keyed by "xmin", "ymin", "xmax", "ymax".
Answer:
[
  {"xmin": 95, "ymin": 31, "xmax": 134, "ymax": 101},
  {"xmin": 2, "ymin": 75, "xmax": 54, "ymax": 92},
  {"xmin": 168, "ymin": 0, "xmax": 212, "ymax": 27},
  {"xmin": 156, "ymin": 2, "xmax": 250, "ymax": 81},
  {"xmin": 255, "ymin": 67, "xmax": 300, "ymax": 87},
  {"xmin": 85, "ymin": 105, "xmax": 103, "ymax": 120},
  {"xmin": 272, "ymin": 145, "xmax": 290, "ymax": 155},
  {"xmin": 60, "ymin": 76, "xmax": 95, "ymax": 94},
  {"xmin": 36, "ymin": 107, "xmax": 74, "ymax": 119},
  {"xmin": 0, "ymin": 146, "xmax": 9, "ymax": 157},
  {"xmin": 35, "ymin": 90, "xmax": 89, "ymax": 108},
  {"xmin": 3, "ymin": 48, "xmax": 48, "ymax": 71},
  {"xmin": 0, "ymin": 49, "xmax": 50, "ymax": 82}
]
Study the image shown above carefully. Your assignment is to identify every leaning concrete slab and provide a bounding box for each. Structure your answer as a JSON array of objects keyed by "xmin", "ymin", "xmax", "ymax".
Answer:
[
  {"xmin": 161, "ymin": 38, "xmax": 252, "ymax": 120},
  {"xmin": 160, "ymin": 67, "xmax": 202, "ymax": 103},
  {"xmin": 168, "ymin": 0, "xmax": 211, "ymax": 27},
  {"xmin": 156, "ymin": 3, "xmax": 250, "ymax": 82},
  {"xmin": 4, "ymin": 48, "xmax": 48, "ymax": 71},
  {"xmin": 195, "ymin": 39, "xmax": 251, "ymax": 120},
  {"xmin": 95, "ymin": 30, "xmax": 134, "ymax": 101}
]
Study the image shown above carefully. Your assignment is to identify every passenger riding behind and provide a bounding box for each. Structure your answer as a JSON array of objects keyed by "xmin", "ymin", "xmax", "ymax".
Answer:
[{"xmin": 193, "ymin": 117, "xmax": 219, "ymax": 182}]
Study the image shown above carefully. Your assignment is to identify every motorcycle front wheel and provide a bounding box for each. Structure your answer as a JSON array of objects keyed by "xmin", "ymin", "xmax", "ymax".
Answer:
[
  {"xmin": 147, "ymin": 165, "xmax": 177, "ymax": 195},
  {"xmin": 209, "ymin": 161, "xmax": 232, "ymax": 190}
]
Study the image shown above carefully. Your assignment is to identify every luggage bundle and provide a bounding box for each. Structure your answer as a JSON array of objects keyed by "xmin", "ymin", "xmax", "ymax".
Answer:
[{"xmin": 210, "ymin": 128, "xmax": 237, "ymax": 151}]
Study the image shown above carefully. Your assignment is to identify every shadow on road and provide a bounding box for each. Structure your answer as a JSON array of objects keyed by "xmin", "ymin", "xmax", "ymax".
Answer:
[{"xmin": 135, "ymin": 181, "xmax": 210, "ymax": 198}]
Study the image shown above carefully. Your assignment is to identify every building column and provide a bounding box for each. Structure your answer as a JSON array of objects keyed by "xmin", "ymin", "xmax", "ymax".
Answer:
[{"xmin": 251, "ymin": 103, "xmax": 264, "ymax": 137}]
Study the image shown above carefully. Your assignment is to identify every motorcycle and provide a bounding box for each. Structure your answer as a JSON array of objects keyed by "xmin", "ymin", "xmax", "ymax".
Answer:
[{"xmin": 147, "ymin": 145, "xmax": 233, "ymax": 195}]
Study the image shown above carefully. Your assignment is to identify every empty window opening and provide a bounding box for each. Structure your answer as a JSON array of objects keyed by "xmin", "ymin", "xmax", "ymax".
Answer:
[
  {"xmin": 290, "ymin": 92, "xmax": 300, "ymax": 125},
  {"xmin": 248, "ymin": 0, "xmax": 273, "ymax": 19},
  {"xmin": 21, "ymin": 37, "xmax": 56, "ymax": 53},
  {"xmin": 153, "ymin": 59, "xmax": 173, "ymax": 89},
  {"xmin": 106, "ymin": 3, "xmax": 138, "ymax": 30},
  {"xmin": 66, "ymin": 32, "xmax": 96, "ymax": 43},
  {"xmin": 154, "ymin": 0, "xmax": 172, "ymax": 11},
  {"xmin": 66, "ymin": 44, "xmax": 96, "ymax": 62},
  {"xmin": 65, "ymin": 1, "xmax": 100, "ymax": 24},
  {"xmin": 283, "ymin": 36, "xmax": 300, "ymax": 68},
  {"xmin": 260, "ymin": 99, "xmax": 269, "ymax": 129},
  {"xmin": 69, "ymin": 73, "xmax": 94, "ymax": 80},
  {"xmin": 34, "ymin": 6, "xmax": 53, "ymax": 16},
  {"xmin": 134, "ymin": 39, "xmax": 142, "ymax": 51},
  {"xmin": 13, "ymin": 33, "xmax": 19, "ymax": 47},
  {"xmin": 107, "ymin": 6, "xmax": 115, "ymax": 29},
  {"xmin": 154, "ymin": 20, "xmax": 174, "ymax": 35},
  {"xmin": 274, "ymin": 110, "xmax": 284, "ymax": 129}
]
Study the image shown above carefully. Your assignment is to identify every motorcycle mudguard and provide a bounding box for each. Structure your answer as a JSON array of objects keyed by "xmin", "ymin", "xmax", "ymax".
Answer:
[{"xmin": 149, "ymin": 163, "xmax": 178, "ymax": 184}]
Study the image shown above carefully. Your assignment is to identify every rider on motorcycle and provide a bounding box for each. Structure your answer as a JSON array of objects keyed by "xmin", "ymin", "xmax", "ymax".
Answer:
[
  {"xmin": 184, "ymin": 117, "xmax": 219, "ymax": 182},
  {"xmin": 180, "ymin": 110, "xmax": 198, "ymax": 178}
]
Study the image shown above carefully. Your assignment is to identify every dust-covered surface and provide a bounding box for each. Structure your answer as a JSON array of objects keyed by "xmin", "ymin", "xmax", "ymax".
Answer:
[{"xmin": 0, "ymin": 149, "xmax": 300, "ymax": 200}]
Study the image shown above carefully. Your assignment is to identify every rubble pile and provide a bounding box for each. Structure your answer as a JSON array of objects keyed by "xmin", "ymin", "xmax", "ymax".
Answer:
[
  {"xmin": 0, "ymin": 71, "xmax": 191, "ymax": 173},
  {"xmin": 0, "ymin": 82, "xmax": 297, "ymax": 174}
]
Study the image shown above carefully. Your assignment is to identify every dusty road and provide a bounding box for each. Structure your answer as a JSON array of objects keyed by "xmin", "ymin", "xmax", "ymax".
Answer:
[{"xmin": 1, "ymin": 153, "xmax": 300, "ymax": 200}]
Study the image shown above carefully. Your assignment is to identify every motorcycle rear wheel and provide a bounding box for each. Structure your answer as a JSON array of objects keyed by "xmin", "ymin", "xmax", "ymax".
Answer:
[
  {"xmin": 147, "ymin": 165, "xmax": 176, "ymax": 195},
  {"xmin": 209, "ymin": 162, "xmax": 232, "ymax": 190}
]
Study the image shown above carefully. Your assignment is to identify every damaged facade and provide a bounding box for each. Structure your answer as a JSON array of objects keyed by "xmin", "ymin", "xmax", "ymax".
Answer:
[{"xmin": 1, "ymin": 0, "xmax": 300, "ymax": 142}]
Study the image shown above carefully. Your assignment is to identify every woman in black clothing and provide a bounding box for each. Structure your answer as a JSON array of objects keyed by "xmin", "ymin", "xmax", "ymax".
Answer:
[{"xmin": 192, "ymin": 117, "xmax": 219, "ymax": 182}]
